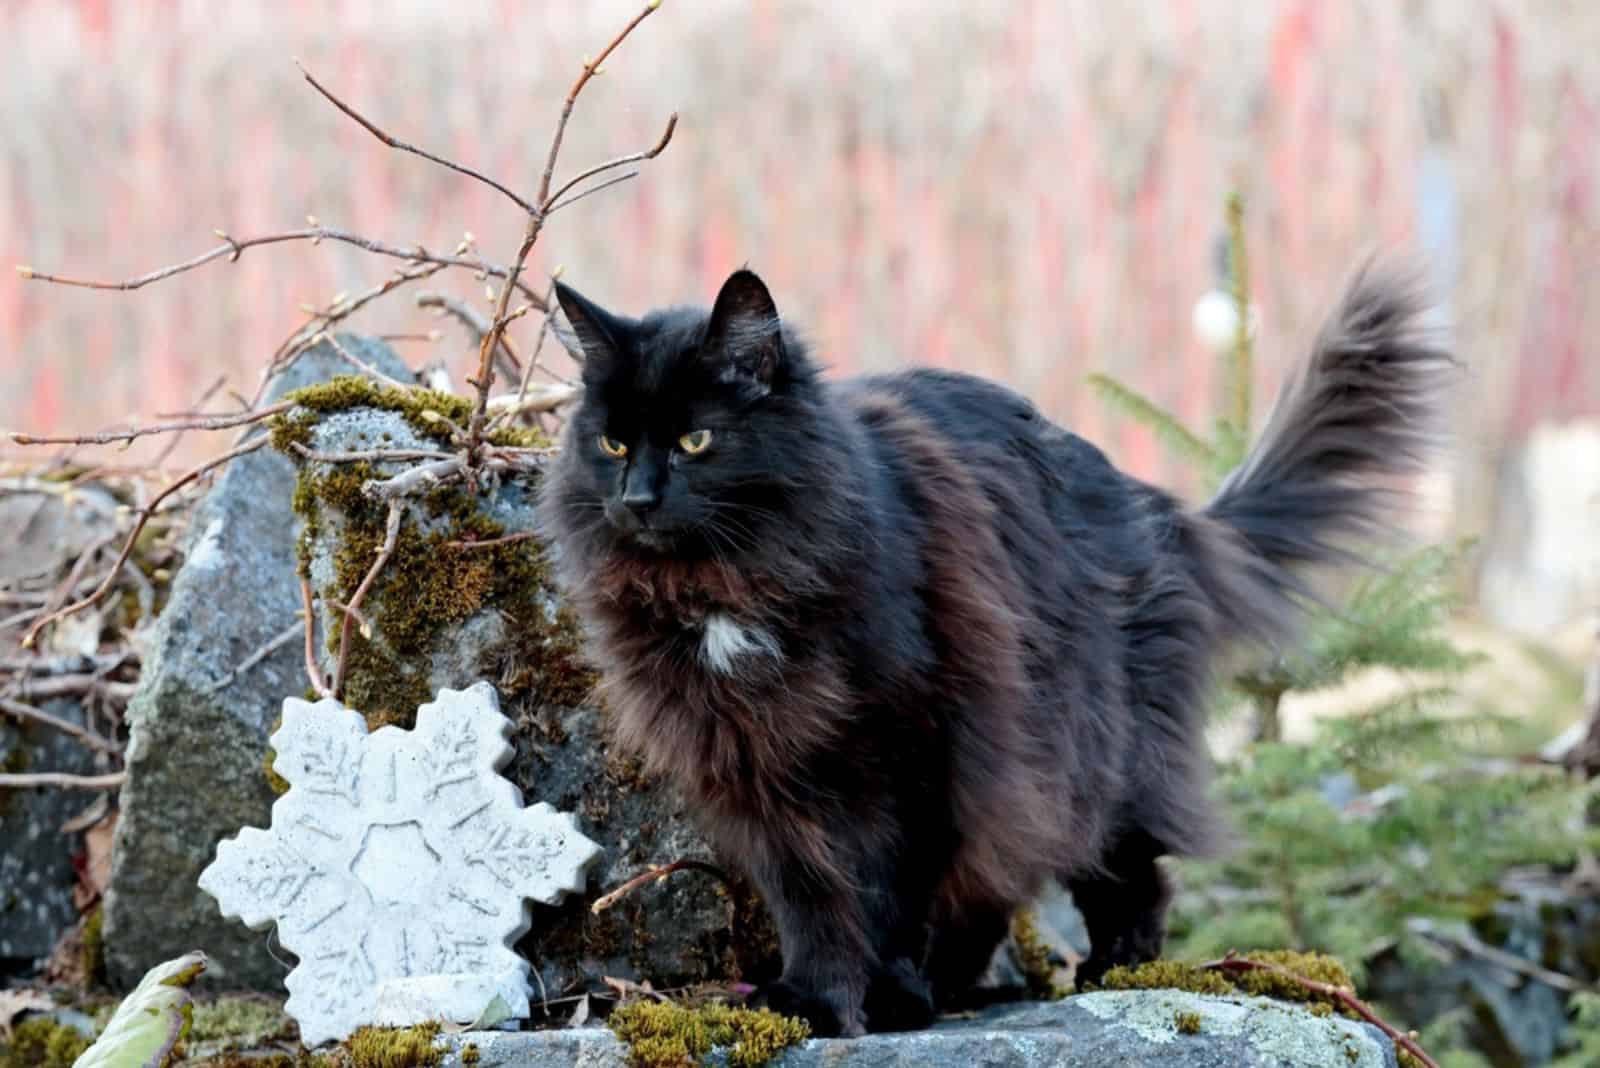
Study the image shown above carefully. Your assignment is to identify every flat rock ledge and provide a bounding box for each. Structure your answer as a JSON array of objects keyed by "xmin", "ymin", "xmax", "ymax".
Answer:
[{"xmin": 435, "ymin": 991, "xmax": 1400, "ymax": 1068}]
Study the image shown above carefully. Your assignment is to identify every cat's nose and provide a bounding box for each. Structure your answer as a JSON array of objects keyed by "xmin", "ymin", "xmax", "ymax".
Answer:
[{"xmin": 622, "ymin": 488, "xmax": 661, "ymax": 516}]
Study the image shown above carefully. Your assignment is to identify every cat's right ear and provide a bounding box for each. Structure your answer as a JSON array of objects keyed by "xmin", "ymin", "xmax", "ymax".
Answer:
[{"xmin": 554, "ymin": 281, "xmax": 627, "ymax": 381}]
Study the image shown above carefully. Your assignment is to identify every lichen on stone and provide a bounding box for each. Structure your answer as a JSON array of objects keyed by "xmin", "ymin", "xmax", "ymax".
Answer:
[{"xmin": 607, "ymin": 1001, "xmax": 809, "ymax": 1068}]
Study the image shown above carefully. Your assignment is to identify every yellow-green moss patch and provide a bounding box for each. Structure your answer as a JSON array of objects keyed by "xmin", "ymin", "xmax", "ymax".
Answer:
[
  {"xmin": 1173, "ymin": 1010, "xmax": 1202, "ymax": 1035},
  {"xmin": 345, "ymin": 1023, "xmax": 442, "ymax": 1068},
  {"xmin": 1010, "ymin": 910, "xmax": 1065, "ymax": 1000},
  {"xmin": 607, "ymin": 1001, "xmax": 809, "ymax": 1068},
  {"xmin": 458, "ymin": 1044, "xmax": 479, "ymax": 1066},
  {"xmin": 0, "ymin": 1018, "xmax": 93, "ymax": 1068},
  {"xmin": 187, "ymin": 996, "xmax": 295, "ymax": 1048},
  {"xmin": 1092, "ymin": 950, "xmax": 1360, "ymax": 1022},
  {"xmin": 80, "ymin": 906, "xmax": 104, "ymax": 983}
]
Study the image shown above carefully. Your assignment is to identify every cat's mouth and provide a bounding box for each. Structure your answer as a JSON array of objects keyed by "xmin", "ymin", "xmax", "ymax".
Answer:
[{"xmin": 628, "ymin": 528, "xmax": 676, "ymax": 551}]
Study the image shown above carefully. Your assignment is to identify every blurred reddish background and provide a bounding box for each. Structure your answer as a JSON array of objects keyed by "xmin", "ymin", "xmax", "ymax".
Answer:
[{"xmin": 1, "ymin": 1, "xmax": 1596, "ymax": 585}]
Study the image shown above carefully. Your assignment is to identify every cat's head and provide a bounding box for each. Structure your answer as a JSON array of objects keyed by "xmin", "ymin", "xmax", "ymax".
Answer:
[{"xmin": 544, "ymin": 269, "xmax": 825, "ymax": 560}]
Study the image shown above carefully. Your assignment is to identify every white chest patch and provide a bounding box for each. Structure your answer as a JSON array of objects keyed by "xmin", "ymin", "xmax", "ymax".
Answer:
[{"xmin": 700, "ymin": 612, "xmax": 782, "ymax": 676}]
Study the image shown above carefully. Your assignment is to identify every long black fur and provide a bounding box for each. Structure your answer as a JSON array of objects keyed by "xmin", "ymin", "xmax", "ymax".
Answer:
[{"xmin": 537, "ymin": 264, "xmax": 1451, "ymax": 1036}]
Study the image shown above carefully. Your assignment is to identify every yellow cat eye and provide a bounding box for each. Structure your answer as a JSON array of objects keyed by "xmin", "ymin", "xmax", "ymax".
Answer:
[
  {"xmin": 678, "ymin": 429, "xmax": 713, "ymax": 455},
  {"xmin": 598, "ymin": 435, "xmax": 628, "ymax": 459}
]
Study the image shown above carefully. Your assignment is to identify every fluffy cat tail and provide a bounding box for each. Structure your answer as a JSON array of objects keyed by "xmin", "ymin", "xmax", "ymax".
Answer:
[{"xmin": 1185, "ymin": 261, "xmax": 1454, "ymax": 645}]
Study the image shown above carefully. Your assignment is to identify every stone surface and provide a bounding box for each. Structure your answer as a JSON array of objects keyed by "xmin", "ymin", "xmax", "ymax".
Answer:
[
  {"xmin": 103, "ymin": 337, "xmax": 417, "ymax": 990},
  {"xmin": 199, "ymin": 683, "xmax": 599, "ymax": 1046},
  {"xmin": 0, "ymin": 699, "xmax": 101, "ymax": 971},
  {"xmin": 434, "ymin": 992, "xmax": 1399, "ymax": 1068}
]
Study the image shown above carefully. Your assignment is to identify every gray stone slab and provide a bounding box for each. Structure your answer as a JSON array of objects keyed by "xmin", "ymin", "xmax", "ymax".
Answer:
[{"xmin": 434, "ymin": 992, "xmax": 1400, "ymax": 1068}]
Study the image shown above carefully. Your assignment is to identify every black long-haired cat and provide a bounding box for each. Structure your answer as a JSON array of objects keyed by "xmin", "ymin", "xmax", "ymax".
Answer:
[{"xmin": 537, "ymin": 265, "xmax": 1448, "ymax": 1036}]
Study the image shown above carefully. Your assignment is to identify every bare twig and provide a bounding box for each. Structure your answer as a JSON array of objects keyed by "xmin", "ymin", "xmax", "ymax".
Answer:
[
  {"xmin": 7, "ymin": 675, "xmax": 136, "ymax": 702},
  {"xmin": 320, "ymin": 332, "xmax": 418, "ymax": 391},
  {"xmin": 545, "ymin": 112, "xmax": 678, "ymax": 210},
  {"xmin": 19, "ymin": 229, "xmax": 544, "ymax": 306},
  {"xmin": 363, "ymin": 457, "xmax": 466, "ymax": 500},
  {"xmin": 1201, "ymin": 952, "xmax": 1439, "ymax": 1068},
  {"xmin": 0, "ymin": 771, "xmax": 127, "ymax": 791},
  {"xmin": 298, "ymin": 63, "xmax": 536, "ymax": 215},
  {"xmin": 301, "ymin": 576, "xmax": 334, "ymax": 699},
  {"xmin": 544, "ymin": 169, "xmax": 643, "ymax": 215},
  {"xmin": 496, "ymin": 278, "xmax": 574, "ymax": 430},
  {"xmin": 591, "ymin": 859, "xmax": 733, "ymax": 915},
  {"xmin": 0, "ymin": 697, "xmax": 119, "ymax": 753},
  {"xmin": 444, "ymin": 531, "xmax": 539, "ymax": 551},
  {"xmin": 289, "ymin": 443, "xmax": 457, "ymax": 465},
  {"xmin": 21, "ymin": 436, "xmax": 271, "ymax": 648},
  {"xmin": 204, "ymin": 621, "xmax": 306, "ymax": 695},
  {"xmin": 154, "ymin": 374, "xmax": 229, "ymax": 466},
  {"xmin": 332, "ymin": 500, "xmax": 404, "ymax": 698},
  {"xmin": 9, "ymin": 403, "xmax": 289, "ymax": 447},
  {"xmin": 415, "ymin": 291, "xmax": 525, "ymax": 380},
  {"xmin": 463, "ymin": 1, "xmax": 669, "ymax": 467}
]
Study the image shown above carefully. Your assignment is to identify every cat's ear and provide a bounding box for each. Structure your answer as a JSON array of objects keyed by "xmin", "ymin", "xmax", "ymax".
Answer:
[
  {"xmin": 703, "ymin": 269, "xmax": 784, "ymax": 389},
  {"xmin": 554, "ymin": 281, "xmax": 628, "ymax": 380}
]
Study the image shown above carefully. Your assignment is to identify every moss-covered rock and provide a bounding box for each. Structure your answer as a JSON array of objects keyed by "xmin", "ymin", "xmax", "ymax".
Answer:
[{"xmin": 276, "ymin": 353, "xmax": 780, "ymax": 995}]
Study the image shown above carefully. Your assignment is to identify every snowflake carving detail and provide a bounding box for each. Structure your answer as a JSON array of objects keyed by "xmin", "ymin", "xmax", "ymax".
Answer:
[{"xmin": 198, "ymin": 682, "xmax": 602, "ymax": 1046}]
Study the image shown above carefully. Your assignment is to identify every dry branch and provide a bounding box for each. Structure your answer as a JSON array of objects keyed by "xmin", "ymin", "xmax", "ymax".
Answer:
[
  {"xmin": 332, "ymin": 500, "xmax": 404, "ymax": 698},
  {"xmin": 545, "ymin": 113, "xmax": 678, "ymax": 211},
  {"xmin": 9, "ymin": 403, "xmax": 289, "ymax": 447},
  {"xmin": 0, "ymin": 771, "xmax": 127, "ymax": 792},
  {"xmin": 289, "ymin": 443, "xmax": 457, "ymax": 465},
  {"xmin": 21, "ymin": 436, "xmax": 272, "ymax": 649},
  {"xmin": 1201, "ymin": 952, "xmax": 1439, "ymax": 1068},
  {"xmin": 463, "ymin": 0, "xmax": 672, "ymax": 467},
  {"xmin": 590, "ymin": 859, "xmax": 733, "ymax": 915},
  {"xmin": 298, "ymin": 63, "xmax": 536, "ymax": 215},
  {"xmin": 301, "ymin": 576, "xmax": 334, "ymax": 700},
  {"xmin": 204, "ymin": 620, "xmax": 305, "ymax": 696},
  {"xmin": 0, "ymin": 697, "xmax": 119, "ymax": 753},
  {"xmin": 19, "ymin": 228, "xmax": 544, "ymax": 306}
]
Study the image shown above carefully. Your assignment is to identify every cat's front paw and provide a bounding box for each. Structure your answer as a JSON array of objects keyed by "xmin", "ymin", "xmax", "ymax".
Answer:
[
  {"xmin": 865, "ymin": 958, "xmax": 935, "ymax": 1032},
  {"xmin": 749, "ymin": 978, "xmax": 864, "ymax": 1038}
]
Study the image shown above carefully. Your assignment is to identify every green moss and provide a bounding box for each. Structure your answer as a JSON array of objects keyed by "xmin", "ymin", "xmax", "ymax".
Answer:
[
  {"xmin": 1010, "ymin": 910, "xmax": 1065, "ymax": 1000},
  {"xmin": 80, "ymin": 906, "xmax": 104, "ymax": 982},
  {"xmin": 1174, "ymin": 1010, "xmax": 1202, "ymax": 1035},
  {"xmin": 607, "ymin": 1002, "xmax": 809, "ymax": 1068},
  {"xmin": 458, "ymin": 1045, "xmax": 479, "ymax": 1066},
  {"xmin": 264, "ymin": 715, "xmax": 290, "ymax": 795},
  {"xmin": 0, "ymin": 1018, "xmax": 93, "ymax": 1068},
  {"xmin": 270, "ymin": 411, "xmax": 317, "ymax": 454},
  {"xmin": 345, "ymin": 1024, "xmax": 442, "ymax": 1068},
  {"xmin": 263, "ymin": 367, "xmax": 512, "ymax": 451},
  {"xmin": 1092, "ymin": 950, "xmax": 1360, "ymax": 1021},
  {"xmin": 187, "ymin": 996, "xmax": 293, "ymax": 1048},
  {"xmin": 1096, "ymin": 959, "xmax": 1235, "ymax": 997}
]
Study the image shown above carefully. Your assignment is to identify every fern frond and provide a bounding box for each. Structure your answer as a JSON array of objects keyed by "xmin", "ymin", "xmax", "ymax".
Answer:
[{"xmin": 1086, "ymin": 372, "xmax": 1217, "ymax": 469}]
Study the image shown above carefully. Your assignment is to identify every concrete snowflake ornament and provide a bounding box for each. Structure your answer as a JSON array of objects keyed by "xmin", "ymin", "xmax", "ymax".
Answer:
[{"xmin": 198, "ymin": 683, "xmax": 601, "ymax": 1046}]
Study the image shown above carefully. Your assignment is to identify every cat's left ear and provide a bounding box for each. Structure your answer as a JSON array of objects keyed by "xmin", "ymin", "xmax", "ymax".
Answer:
[
  {"xmin": 554, "ymin": 280, "xmax": 629, "ymax": 382},
  {"xmin": 703, "ymin": 269, "xmax": 784, "ymax": 389}
]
